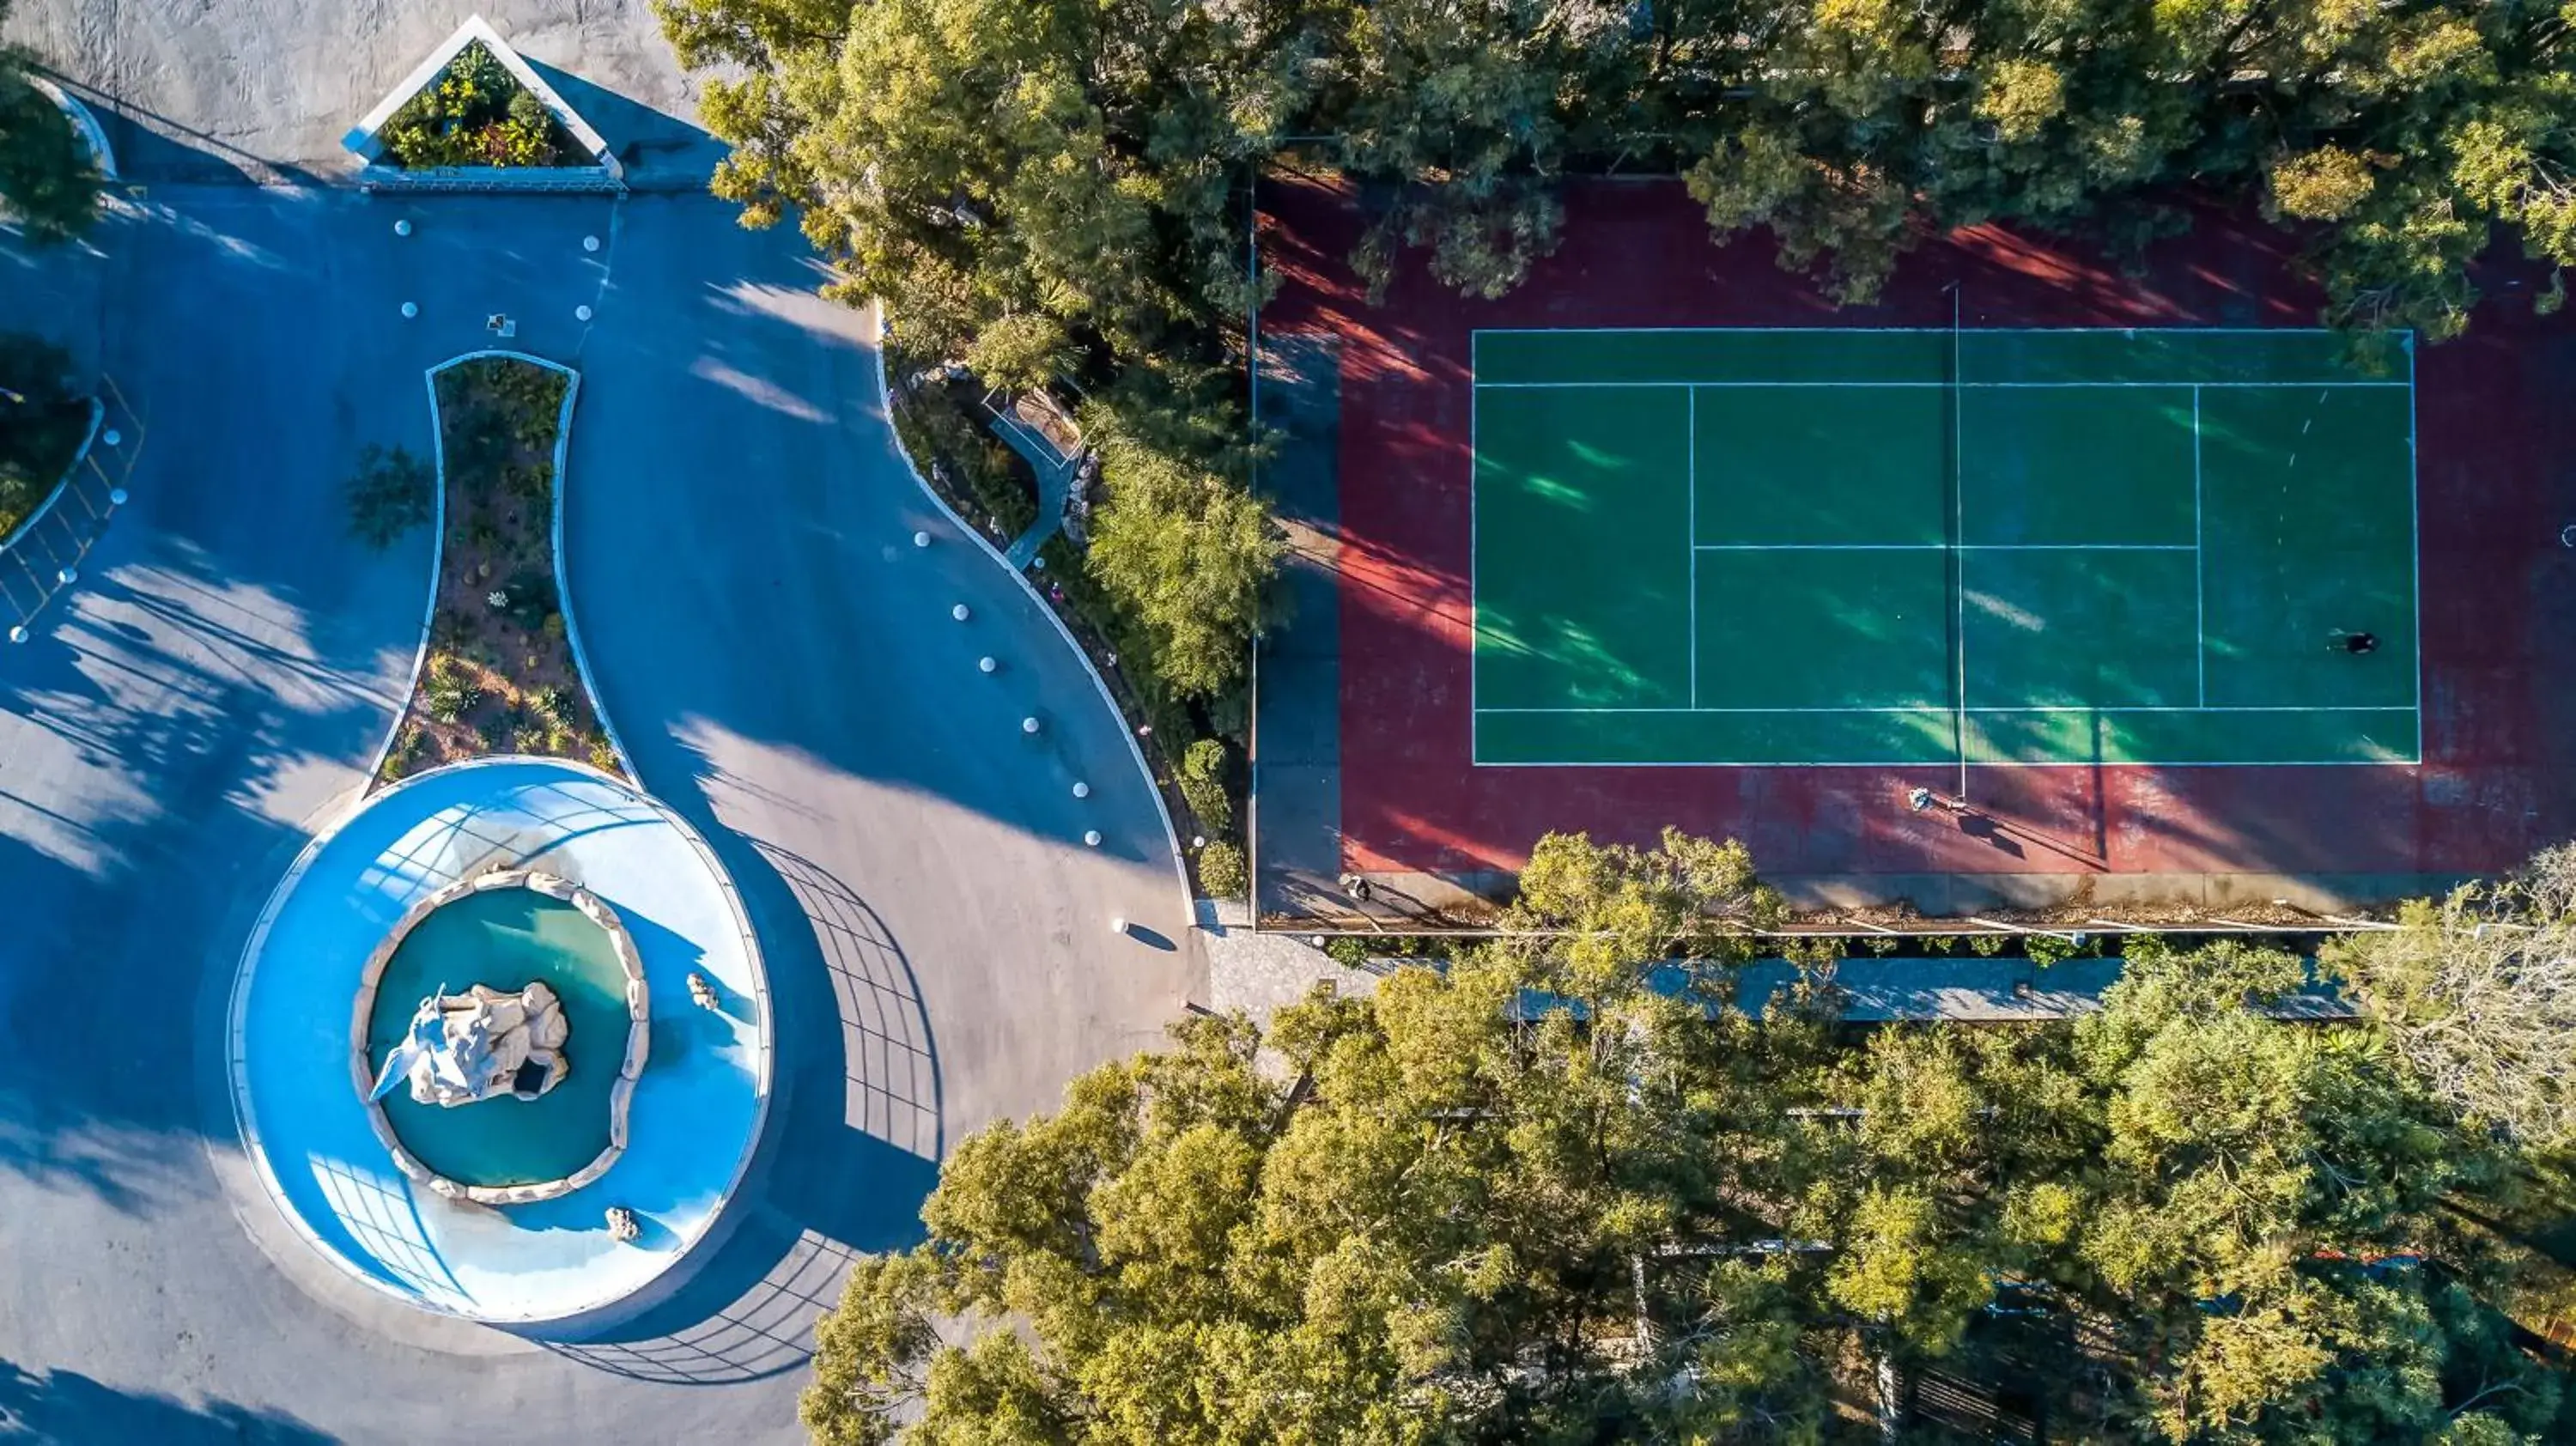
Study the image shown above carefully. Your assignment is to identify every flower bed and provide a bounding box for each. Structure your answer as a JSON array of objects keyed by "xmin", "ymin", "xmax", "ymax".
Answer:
[
  {"xmin": 380, "ymin": 356, "xmax": 620, "ymax": 783},
  {"xmin": 379, "ymin": 41, "xmax": 580, "ymax": 169}
]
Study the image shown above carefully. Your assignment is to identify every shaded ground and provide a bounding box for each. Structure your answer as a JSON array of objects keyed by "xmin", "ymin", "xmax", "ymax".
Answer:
[
  {"xmin": 2, "ymin": 55, "xmax": 1200, "ymax": 1446},
  {"xmin": 1255, "ymin": 173, "xmax": 2576, "ymax": 919}
]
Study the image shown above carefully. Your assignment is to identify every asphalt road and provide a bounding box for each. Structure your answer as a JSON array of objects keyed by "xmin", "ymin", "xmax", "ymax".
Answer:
[{"xmin": 0, "ymin": 183, "xmax": 1199, "ymax": 1445}]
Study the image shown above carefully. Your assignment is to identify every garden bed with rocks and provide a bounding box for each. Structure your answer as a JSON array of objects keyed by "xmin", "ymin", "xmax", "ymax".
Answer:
[{"xmin": 374, "ymin": 356, "xmax": 618, "ymax": 783}]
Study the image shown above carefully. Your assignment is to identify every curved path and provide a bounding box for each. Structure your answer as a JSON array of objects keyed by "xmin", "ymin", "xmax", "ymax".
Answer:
[{"xmin": 0, "ymin": 182, "xmax": 1197, "ymax": 1446}]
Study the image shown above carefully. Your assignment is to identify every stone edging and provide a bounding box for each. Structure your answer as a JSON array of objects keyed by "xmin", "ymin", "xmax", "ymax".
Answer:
[
  {"xmin": 870, "ymin": 313, "xmax": 1194, "ymax": 907},
  {"xmin": 342, "ymin": 15, "xmax": 624, "ymax": 192},
  {"xmin": 347, "ymin": 868, "xmax": 650, "ymax": 1206},
  {"xmin": 0, "ymin": 396, "xmax": 102, "ymax": 556}
]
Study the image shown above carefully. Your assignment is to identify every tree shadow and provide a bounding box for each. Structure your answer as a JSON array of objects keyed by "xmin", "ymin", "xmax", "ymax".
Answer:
[
  {"xmin": 519, "ymin": 58, "xmax": 724, "ymax": 191},
  {"xmin": 528, "ymin": 827, "xmax": 941, "ymax": 1382},
  {"xmin": 0, "ymin": 1359, "xmax": 334, "ymax": 1444}
]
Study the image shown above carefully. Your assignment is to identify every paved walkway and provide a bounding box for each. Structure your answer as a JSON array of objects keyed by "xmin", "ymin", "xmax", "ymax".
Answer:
[{"xmin": 0, "ymin": 70, "xmax": 1199, "ymax": 1446}]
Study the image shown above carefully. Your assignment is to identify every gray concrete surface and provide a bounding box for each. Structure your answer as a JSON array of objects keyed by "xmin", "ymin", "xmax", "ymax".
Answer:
[
  {"xmin": 0, "ymin": 45, "xmax": 1201, "ymax": 1446},
  {"xmin": 5, "ymin": 1, "xmax": 717, "ymax": 185}
]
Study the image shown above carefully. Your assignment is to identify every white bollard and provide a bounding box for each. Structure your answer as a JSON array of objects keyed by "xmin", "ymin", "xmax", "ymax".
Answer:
[
  {"xmin": 57, "ymin": 567, "xmax": 76, "ymax": 585},
  {"xmin": 100, "ymin": 429, "xmax": 120, "ymax": 447},
  {"xmin": 1022, "ymin": 716, "xmax": 1042, "ymax": 735},
  {"xmin": 1085, "ymin": 830, "xmax": 1103, "ymax": 848},
  {"xmin": 108, "ymin": 489, "xmax": 127, "ymax": 506},
  {"xmin": 978, "ymin": 656, "xmax": 996, "ymax": 673},
  {"xmin": 951, "ymin": 603, "xmax": 970, "ymax": 622},
  {"xmin": 583, "ymin": 235, "xmax": 600, "ymax": 253},
  {"xmin": 575, "ymin": 304, "xmax": 593, "ymax": 322},
  {"xmin": 394, "ymin": 219, "xmax": 412, "ymax": 237},
  {"xmin": 913, "ymin": 531, "xmax": 931, "ymax": 548},
  {"xmin": 401, "ymin": 301, "xmax": 419, "ymax": 319},
  {"xmin": 1109, "ymin": 914, "xmax": 1127, "ymax": 934},
  {"xmin": 7, "ymin": 626, "xmax": 26, "ymax": 644},
  {"xmin": 1072, "ymin": 781, "xmax": 1090, "ymax": 799}
]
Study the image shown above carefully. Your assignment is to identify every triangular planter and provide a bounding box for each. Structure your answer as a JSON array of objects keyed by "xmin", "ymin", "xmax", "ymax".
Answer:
[{"xmin": 343, "ymin": 15, "xmax": 623, "ymax": 193}]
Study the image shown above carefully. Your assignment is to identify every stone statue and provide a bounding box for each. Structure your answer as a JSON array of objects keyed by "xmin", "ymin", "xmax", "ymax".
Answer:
[{"xmin": 370, "ymin": 981, "xmax": 570, "ymax": 1107}]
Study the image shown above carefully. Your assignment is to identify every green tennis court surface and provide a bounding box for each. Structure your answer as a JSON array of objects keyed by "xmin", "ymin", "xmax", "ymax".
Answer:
[{"xmin": 1470, "ymin": 328, "xmax": 2420, "ymax": 766}]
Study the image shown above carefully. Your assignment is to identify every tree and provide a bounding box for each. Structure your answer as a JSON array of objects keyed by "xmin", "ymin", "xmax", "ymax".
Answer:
[
  {"xmin": 800, "ymin": 896, "xmax": 2575, "ymax": 1444},
  {"xmin": 0, "ymin": 1, "xmax": 103, "ymax": 245},
  {"xmin": 2325, "ymin": 846, "xmax": 2576, "ymax": 1153}
]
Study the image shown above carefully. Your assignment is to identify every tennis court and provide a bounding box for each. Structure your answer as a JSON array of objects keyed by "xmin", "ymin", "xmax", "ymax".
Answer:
[{"xmin": 1470, "ymin": 327, "xmax": 2420, "ymax": 768}]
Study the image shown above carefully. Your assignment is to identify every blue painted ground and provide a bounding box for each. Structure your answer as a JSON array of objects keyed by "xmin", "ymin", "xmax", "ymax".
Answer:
[{"xmin": 235, "ymin": 758, "xmax": 765, "ymax": 1324}]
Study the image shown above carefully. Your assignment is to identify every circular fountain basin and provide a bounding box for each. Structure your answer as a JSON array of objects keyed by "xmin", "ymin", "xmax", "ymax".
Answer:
[{"xmin": 361, "ymin": 878, "xmax": 642, "ymax": 1200}]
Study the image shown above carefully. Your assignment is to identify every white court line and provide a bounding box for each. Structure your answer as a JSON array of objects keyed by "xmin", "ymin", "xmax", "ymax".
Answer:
[
  {"xmin": 1473, "ymin": 380, "xmax": 2409, "ymax": 390},
  {"xmin": 1686, "ymin": 386, "xmax": 1698, "ymax": 708},
  {"xmin": 1468, "ymin": 344, "xmax": 1479, "ymax": 763},
  {"xmin": 1469, "ymin": 326, "xmax": 2389, "ymax": 337},
  {"xmin": 2192, "ymin": 386, "xmax": 2207, "ymax": 706},
  {"xmin": 1470, "ymin": 756, "xmax": 2425, "ymax": 769},
  {"xmin": 2407, "ymin": 338, "xmax": 2423, "ymax": 756},
  {"xmin": 1476, "ymin": 704, "xmax": 2415, "ymax": 715},
  {"xmin": 1693, "ymin": 543, "xmax": 2195, "ymax": 552}
]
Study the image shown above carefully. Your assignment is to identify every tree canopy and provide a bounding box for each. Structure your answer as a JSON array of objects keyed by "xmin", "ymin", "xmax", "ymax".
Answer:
[
  {"xmin": 799, "ymin": 831, "xmax": 2573, "ymax": 1445},
  {"xmin": 656, "ymin": 0, "xmax": 2576, "ymax": 710},
  {"xmin": 0, "ymin": 0, "xmax": 104, "ymax": 245}
]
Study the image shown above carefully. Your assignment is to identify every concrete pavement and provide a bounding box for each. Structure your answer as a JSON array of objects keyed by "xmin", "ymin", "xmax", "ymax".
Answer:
[{"xmin": 1, "ymin": 154, "xmax": 1199, "ymax": 1446}]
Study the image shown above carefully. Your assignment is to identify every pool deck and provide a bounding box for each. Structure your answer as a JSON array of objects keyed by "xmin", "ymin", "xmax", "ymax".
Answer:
[{"xmin": 229, "ymin": 756, "xmax": 769, "ymax": 1324}]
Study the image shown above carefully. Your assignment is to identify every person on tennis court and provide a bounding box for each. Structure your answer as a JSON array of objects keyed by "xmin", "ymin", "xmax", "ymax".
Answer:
[{"xmin": 2336, "ymin": 630, "xmax": 2380, "ymax": 656}]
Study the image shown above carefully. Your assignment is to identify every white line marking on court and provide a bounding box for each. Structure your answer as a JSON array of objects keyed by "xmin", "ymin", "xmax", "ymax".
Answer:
[
  {"xmin": 1468, "ymin": 325, "xmax": 2366, "ymax": 336},
  {"xmin": 1686, "ymin": 386, "xmax": 1698, "ymax": 708},
  {"xmin": 2194, "ymin": 384, "xmax": 2206, "ymax": 708},
  {"xmin": 2408, "ymin": 333, "xmax": 2423, "ymax": 753},
  {"xmin": 1472, "ymin": 757, "xmax": 2423, "ymax": 769},
  {"xmin": 1475, "ymin": 705, "xmax": 2415, "ymax": 715},
  {"xmin": 1473, "ymin": 380, "xmax": 2410, "ymax": 391},
  {"xmin": 1692, "ymin": 543, "xmax": 2196, "ymax": 552}
]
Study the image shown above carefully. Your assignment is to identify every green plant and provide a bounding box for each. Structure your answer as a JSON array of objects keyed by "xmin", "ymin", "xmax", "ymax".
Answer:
[
  {"xmin": 1967, "ymin": 933, "xmax": 2006, "ymax": 957},
  {"xmin": 1862, "ymin": 934, "xmax": 1899, "ymax": 956},
  {"xmin": 2024, "ymin": 933, "xmax": 2081, "ymax": 969},
  {"xmin": 0, "ymin": 10, "xmax": 104, "ymax": 245},
  {"xmin": 0, "ymin": 331, "xmax": 88, "ymax": 538},
  {"xmin": 345, "ymin": 443, "xmax": 434, "ymax": 550},
  {"xmin": 422, "ymin": 654, "xmax": 481, "ymax": 724},
  {"xmin": 527, "ymin": 684, "xmax": 573, "ymax": 726},
  {"xmin": 1323, "ymin": 934, "xmax": 1372, "ymax": 968},
  {"xmin": 1196, "ymin": 839, "xmax": 1246, "ymax": 899},
  {"xmin": 586, "ymin": 735, "xmax": 622, "ymax": 773},
  {"xmin": 379, "ymin": 41, "xmax": 578, "ymax": 170},
  {"xmin": 1176, "ymin": 738, "xmax": 1232, "ymax": 834}
]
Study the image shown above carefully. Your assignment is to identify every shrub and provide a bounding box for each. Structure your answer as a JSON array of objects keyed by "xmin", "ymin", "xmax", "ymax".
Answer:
[
  {"xmin": 379, "ymin": 42, "xmax": 579, "ymax": 170},
  {"xmin": 1176, "ymin": 738, "xmax": 1232, "ymax": 834},
  {"xmin": 528, "ymin": 684, "xmax": 572, "ymax": 726},
  {"xmin": 586, "ymin": 735, "xmax": 622, "ymax": 773},
  {"xmin": 422, "ymin": 656, "xmax": 481, "ymax": 723},
  {"xmin": 1323, "ymin": 935, "xmax": 1372, "ymax": 968},
  {"xmin": 1196, "ymin": 839, "xmax": 1246, "ymax": 899}
]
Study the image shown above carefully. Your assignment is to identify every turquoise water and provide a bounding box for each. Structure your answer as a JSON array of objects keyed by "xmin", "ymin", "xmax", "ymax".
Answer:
[{"xmin": 366, "ymin": 889, "xmax": 632, "ymax": 1188}]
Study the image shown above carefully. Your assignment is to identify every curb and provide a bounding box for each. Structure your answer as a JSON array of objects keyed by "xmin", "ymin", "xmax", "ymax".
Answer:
[{"xmin": 871, "ymin": 315, "xmax": 1194, "ymax": 907}]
